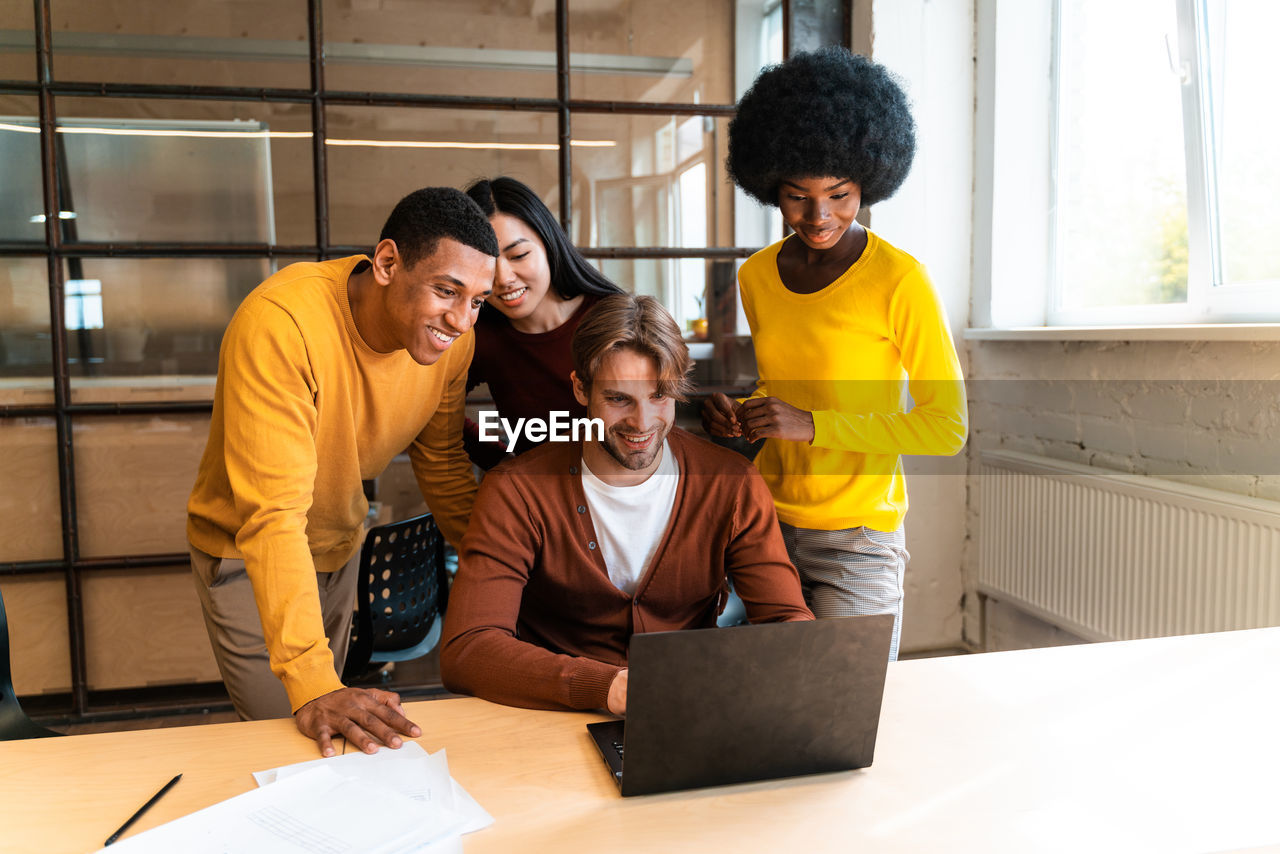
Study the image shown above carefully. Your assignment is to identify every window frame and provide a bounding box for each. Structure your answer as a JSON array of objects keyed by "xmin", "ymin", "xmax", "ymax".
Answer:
[{"xmin": 974, "ymin": 0, "xmax": 1280, "ymax": 331}]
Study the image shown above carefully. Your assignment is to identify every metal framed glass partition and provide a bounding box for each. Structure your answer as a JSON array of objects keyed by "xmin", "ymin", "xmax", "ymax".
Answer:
[{"xmin": 0, "ymin": 0, "xmax": 848, "ymax": 722}]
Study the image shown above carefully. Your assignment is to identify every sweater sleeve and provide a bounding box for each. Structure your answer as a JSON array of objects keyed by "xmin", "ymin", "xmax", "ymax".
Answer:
[
  {"xmin": 408, "ymin": 335, "xmax": 479, "ymax": 550},
  {"xmin": 465, "ymin": 347, "xmax": 483, "ymax": 394},
  {"xmin": 810, "ymin": 267, "xmax": 968, "ymax": 456},
  {"xmin": 439, "ymin": 474, "xmax": 622, "ymax": 711},
  {"xmin": 736, "ymin": 268, "xmax": 772, "ymax": 404},
  {"xmin": 728, "ymin": 468, "xmax": 815, "ymax": 623},
  {"xmin": 463, "ymin": 329, "xmax": 511, "ymax": 470},
  {"xmin": 220, "ymin": 299, "xmax": 344, "ymax": 712}
]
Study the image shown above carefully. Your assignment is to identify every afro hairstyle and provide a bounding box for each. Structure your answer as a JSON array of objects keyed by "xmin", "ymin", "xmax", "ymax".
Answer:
[
  {"xmin": 378, "ymin": 186, "xmax": 498, "ymax": 270},
  {"xmin": 727, "ymin": 47, "xmax": 916, "ymax": 208}
]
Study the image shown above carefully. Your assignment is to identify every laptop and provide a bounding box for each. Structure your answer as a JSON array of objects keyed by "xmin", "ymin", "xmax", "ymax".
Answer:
[{"xmin": 587, "ymin": 614, "xmax": 893, "ymax": 797}]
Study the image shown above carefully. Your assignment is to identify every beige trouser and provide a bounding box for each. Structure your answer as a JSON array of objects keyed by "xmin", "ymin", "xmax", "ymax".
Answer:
[{"xmin": 189, "ymin": 544, "xmax": 360, "ymax": 721}]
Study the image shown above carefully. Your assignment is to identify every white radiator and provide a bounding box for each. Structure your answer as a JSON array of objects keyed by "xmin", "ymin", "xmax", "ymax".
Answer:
[{"xmin": 977, "ymin": 450, "xmax": 1280, "ymax": 641}]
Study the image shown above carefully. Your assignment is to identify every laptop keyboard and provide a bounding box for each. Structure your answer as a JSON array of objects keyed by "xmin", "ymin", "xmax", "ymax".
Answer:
[{"xmin": 611, "ymin": 739, "xmax": 625, "ymax": 778}]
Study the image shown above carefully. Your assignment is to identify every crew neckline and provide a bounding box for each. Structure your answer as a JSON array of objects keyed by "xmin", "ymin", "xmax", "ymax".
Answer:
[{"xmin": 767, "ymin": 230, "xmax": 880, "ymax": 301}]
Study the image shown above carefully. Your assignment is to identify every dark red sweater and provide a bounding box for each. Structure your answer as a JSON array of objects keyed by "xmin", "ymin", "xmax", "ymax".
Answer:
[
  {"xmin": 465, "ymin": 295, "xmax": 600, "ymax": 467},
  {"xmin": 441, "ymin": 428, "xmax": 814, "ymax": 711}
]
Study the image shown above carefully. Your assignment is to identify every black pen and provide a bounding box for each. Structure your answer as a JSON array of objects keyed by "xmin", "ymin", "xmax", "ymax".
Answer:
[{"xmin": 103, "ymin": 773, "xmax": 182, "ymax": 846}]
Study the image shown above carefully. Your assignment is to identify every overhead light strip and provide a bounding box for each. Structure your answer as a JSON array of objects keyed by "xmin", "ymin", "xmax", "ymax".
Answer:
[
  {"xmin": 0, "ymin": 121, "xmax": 615, "ymax": 149},
  {"xmin": 324, "ymin": 138, "xmax": 615, "ymax": 150}
]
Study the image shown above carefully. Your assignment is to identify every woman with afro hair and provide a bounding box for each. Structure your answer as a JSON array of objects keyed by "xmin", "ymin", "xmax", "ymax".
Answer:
[{"xmin": 703, "ymin": 48, "xmax": 967, "ymax": 660}]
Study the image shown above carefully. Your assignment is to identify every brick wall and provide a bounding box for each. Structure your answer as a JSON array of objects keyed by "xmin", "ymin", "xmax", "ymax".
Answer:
[{"xmin": 963, "ymin": 338, "xmax": 1280, "ymax": 649}]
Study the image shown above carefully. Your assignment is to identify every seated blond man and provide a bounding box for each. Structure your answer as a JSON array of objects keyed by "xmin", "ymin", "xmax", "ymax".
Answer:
[{"xmin": 440, "ymin": 294, "xmax": 812, "ymax": 714}]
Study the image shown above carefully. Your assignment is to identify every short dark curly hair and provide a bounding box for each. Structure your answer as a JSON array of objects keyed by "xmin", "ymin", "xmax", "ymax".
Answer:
[
  {"xmin": 378, "ymin": 186, "xmax": 498, "ymax": 269},
  {"xmin": 728, "ymin": 47, "xmax": 916, "ymax": 208}
]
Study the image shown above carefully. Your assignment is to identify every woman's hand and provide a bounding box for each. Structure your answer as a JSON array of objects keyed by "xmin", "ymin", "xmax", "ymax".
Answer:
[
  {"xmin": 738, "ymin": 396, "xmax": 815, "ymax": 443},
  {"xmin": 701, "ymin": 392, "xmax": 743, "ymax": 438}
]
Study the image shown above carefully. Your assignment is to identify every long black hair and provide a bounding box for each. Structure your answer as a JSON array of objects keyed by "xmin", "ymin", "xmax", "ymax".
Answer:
[{"xmin": 465, "ymin": 176, "xmax": 624, "ymax": 301}]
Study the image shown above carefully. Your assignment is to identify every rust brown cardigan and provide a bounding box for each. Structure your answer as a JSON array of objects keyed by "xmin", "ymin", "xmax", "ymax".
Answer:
[{"xmin": 441, "ymin": 427, "xmax": 813, "ymax": 711}]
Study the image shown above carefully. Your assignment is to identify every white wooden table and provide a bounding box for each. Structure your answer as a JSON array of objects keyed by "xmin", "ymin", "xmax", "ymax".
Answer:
[{"xmin": 3, "ymin": 627, "xmax": 1279, "ymax": 854}]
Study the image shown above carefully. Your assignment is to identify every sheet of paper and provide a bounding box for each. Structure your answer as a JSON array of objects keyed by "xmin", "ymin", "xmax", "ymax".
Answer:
[
  {"xmin": 96, "ymin": 765, "xmax": 462, "ymax": 854},
  {"xmin": 448, "ymin": 775, "xmax": 494, "ymax": 836},
  {"xmin": 266, "ymin": 743, "xmax": 454, "ymax": 811},
  {"xmin": 401, "ymin": 834, "xmax": 465, "ymax": 854},
  {"xmin": 254, "ymin": 743, "xmax": 492, "ymax": 835},
  {"xmin": 252, "ymin": 742, "xmax": 431, "ymax": 787}
]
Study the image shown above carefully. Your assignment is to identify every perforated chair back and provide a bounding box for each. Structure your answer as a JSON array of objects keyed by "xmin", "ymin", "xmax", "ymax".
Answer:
[
  {"xmin": 0, "ymin": 587, "xmax": 61, "ymax": 740},
  {"xmin": 342, "ymin": 513, "xmax": 448, "ymax": 682}
]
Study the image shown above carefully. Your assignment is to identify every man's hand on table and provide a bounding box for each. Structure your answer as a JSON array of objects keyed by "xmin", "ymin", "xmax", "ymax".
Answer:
[
  {"xmin": 607, "ymin": 669, "xmax": 628, "ymax": 716},
  {"xmin": 295, "ymin": 686, "xmax": 422, "ymax": 757}
]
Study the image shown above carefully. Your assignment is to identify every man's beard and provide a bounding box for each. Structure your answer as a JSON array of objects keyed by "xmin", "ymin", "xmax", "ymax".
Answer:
[{"xmin": 600, "ymin": 425, "xmax": 665, "ymax": 471}]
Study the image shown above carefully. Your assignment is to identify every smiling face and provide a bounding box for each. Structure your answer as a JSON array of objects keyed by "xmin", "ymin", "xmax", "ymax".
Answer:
[
  {"xmin": 487, "ymin": 212, "xmax": 553, "ymax": 322},
  {"xmin": 777, "ymin": 176, "xmax": 862, "ymax": 251},
  {"xmin": 572, "ymin": 346, "xmax": 675, "ymax": 483},
  {"xmin": 368, "ymin": 237, "xmax": 495, "ymax": 365}
]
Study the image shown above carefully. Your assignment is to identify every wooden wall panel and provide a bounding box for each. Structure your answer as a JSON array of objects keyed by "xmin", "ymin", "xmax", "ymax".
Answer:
[
  {"xmin": 82, "ymin": 566, "xmax": 221, "ymax": 691},
  {"xmin": 68, "ymin": 376, "xmax": 216, "ymax": 405},
  {"xmin": 0, "ymin": 418, "xmax": 63, "ymax": 563},
  {"xmin": 1, "ymin": 575, "xmax": 72, "ymax": 695},
  {"xmin": 73, "ymin": 414, "xmax": 210, "ymax": 557}
]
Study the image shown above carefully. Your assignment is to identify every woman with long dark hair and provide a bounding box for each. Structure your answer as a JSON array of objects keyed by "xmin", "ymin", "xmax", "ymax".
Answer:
[{"xmin": 464, "ymin": 177, "xmax": 624, "ymax": 467}]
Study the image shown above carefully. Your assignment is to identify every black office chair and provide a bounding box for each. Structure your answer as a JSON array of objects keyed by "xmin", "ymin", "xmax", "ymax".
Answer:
[
  {"xmin": 342, "ymin": 513, "xmax": 449, "ymax": 683},
  {"xmin": 1, "ymin": 587, "xmax": 61, "ymax": 740}
]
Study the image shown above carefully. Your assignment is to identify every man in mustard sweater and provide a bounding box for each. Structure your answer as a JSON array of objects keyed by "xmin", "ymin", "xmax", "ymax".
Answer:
[{"xmin": 187, "ymin": 187, "xmax": 497, "ymax": 756}]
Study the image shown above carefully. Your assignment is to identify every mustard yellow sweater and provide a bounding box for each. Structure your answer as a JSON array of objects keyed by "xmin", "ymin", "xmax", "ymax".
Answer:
[
  {"xmin": 187, "ymin": 256, "xmax": 477, "ymax": 711},
  {"xmin": 738, "ymin": 233, "xmax": 967, "ymax": 533}
]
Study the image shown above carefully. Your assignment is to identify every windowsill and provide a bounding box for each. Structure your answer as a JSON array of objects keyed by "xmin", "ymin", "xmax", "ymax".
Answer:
[{"xmin": 965, "ymin": 324, "xmax": 1280, "ymax": 342}]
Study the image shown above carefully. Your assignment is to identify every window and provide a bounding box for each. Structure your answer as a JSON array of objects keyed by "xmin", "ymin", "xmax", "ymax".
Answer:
[
  {"xmin": 1201, "ymin": 1, "xmax": 1280, "ymax": 292},
  {"xmin": 976, "ymin": 0, "xmax": 1280, "ymax": 328},
  {"xmin": 1052, "ymin": 0, "xmax": 1188, "ymax": 319},
  {"xmin": 63, "ymin": 278, "xmax": 102, "ymax": 332},
  {"xmin": 1053, "ymin": 0, "xmax": 1280, "ymax": 324}
]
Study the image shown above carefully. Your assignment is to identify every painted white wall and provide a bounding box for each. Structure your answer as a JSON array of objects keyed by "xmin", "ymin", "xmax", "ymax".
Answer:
[{"xmin": 867, "ymin": 0, "xmax": 976, "ymax": 652}]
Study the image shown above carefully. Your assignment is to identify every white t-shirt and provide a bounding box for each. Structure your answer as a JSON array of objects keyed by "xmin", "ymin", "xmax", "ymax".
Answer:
[{"xmin": 580, "ymin": 440, "xmax": 679, "ymax": 596}]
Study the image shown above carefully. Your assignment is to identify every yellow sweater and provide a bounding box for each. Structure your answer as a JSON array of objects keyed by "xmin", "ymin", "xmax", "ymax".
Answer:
[
  {"xmin": 738, "ymin": 232, "xmax": 967, "ymax": 532},
  {"xmin": 187, "ymin": 256, "xmax": 478, "ymax": 711}
]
